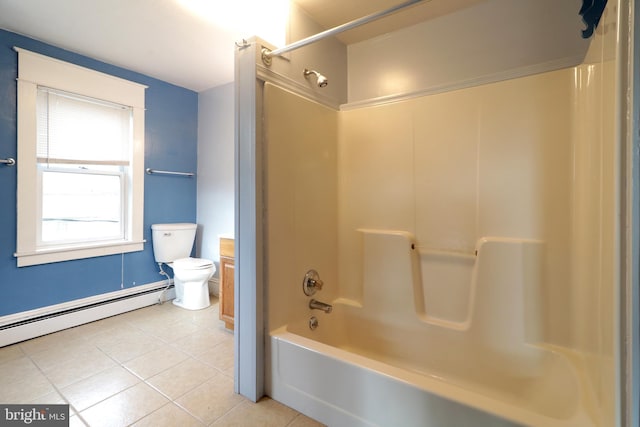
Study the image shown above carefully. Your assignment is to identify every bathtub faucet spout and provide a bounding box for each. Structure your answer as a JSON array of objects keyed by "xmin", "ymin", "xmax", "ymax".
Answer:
[{"xmin": 309, "ymin": 299, "xmax": 332, "ymax": 313}]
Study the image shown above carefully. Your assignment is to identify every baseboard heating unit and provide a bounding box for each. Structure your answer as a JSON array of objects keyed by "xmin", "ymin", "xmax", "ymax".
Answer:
[{"xmin": 0, "ymin": 281, "xmax": 175, "ymax": 347}]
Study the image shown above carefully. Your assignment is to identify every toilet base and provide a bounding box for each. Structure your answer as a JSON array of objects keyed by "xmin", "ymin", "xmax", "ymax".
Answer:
[
  {"xmin": 172, "ymin": 297, "xmax": 210, "ymax": 311},
  {"xmin": 172, "ymin": 280, "xmax": 211, "ymax": 310}
]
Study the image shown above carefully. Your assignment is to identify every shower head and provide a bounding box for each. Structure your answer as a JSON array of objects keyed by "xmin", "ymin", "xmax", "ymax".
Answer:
[{"xmin": 303, "ymin": 68, "xmax": 328, "ymax": 88}]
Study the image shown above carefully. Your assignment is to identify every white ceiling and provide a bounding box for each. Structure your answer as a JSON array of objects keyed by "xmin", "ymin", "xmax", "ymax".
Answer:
[
  {"xmin": 295, "ymin": 0, "xmax": 485, "ymax": 45},
  {"xmin": 0, "ymin": 0, "xmax": 481, "ymax": 92}
]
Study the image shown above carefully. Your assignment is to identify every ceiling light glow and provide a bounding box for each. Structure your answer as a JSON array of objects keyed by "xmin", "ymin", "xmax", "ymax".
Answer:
[{"xmin": 177, "ymin": 0, "xmax": 289, "ymax": 47}]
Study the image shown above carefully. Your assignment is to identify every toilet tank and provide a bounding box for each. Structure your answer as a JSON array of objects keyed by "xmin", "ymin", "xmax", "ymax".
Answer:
[{"xmin": 151, "ymin": 223, "xmax": 197, "ymax": 263}]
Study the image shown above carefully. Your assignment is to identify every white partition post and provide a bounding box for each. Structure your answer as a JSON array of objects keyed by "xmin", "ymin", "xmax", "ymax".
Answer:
[{"xmin": 234, "ymin": 38, "xmax": 264, "ymax": 401}]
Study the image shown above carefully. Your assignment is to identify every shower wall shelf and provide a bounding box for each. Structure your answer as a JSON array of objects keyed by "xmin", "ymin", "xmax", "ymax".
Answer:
[{"xmin": 145, "ymin": 168, "xmax": 194, "ymax": 177}]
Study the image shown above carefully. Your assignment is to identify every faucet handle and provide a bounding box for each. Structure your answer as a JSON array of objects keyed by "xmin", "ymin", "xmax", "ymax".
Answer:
[
  {"xmin": 309, "ymin": 278, "xmax": 323, "ymax": 290},
  {"xmin": 303, "ymin": 269, "xmax": 323, "ymax": 296}
]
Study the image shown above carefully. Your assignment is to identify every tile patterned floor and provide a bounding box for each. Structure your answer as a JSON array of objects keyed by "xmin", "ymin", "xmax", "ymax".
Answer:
[{"xmin": 0, "ymin": 298, "xmax": 324, "ymax": 427}]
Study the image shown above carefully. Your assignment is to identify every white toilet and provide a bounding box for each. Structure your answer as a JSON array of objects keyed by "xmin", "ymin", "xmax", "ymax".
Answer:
[{"xmin": 151, "ymin": 223, "xmax": 215, "ymax": 310}]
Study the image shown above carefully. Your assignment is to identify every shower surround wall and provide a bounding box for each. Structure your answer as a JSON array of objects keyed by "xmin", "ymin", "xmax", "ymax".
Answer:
[
  {"xmin": 262, "ymin": 2, "xmax": 618, "ymax": 425},
  {"xmin": 335, "ymin": 68, "xmax": 614, "ymax": 425},
  {"xmin": 339, "ymin": 71, "xmax": 574, "ymax": 338}
]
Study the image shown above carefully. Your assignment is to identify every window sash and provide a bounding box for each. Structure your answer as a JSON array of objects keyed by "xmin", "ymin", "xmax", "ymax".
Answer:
[
  {"xmin": 37, "ymin": 158, "xmax": 130, "ymax": 166},
  {"xmin": 37, "ymin": 167, "xmax": 127, "ymax": 246}
]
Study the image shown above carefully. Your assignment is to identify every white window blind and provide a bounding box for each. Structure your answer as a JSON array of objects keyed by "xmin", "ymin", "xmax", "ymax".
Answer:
[{"xmin": 36, "ymin": 87, "xmax": 132, "ymax": 165}]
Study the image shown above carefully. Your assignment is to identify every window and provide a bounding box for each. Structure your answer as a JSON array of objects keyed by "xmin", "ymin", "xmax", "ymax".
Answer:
[{"xmin": 15, "ymin": 48, "xmax": 146, "ymax": 267}]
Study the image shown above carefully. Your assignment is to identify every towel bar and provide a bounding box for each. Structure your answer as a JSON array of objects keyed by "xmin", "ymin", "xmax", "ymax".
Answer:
[{"xmin": 145, "ymin": 168, "xmax": 194, "ymax": 177}]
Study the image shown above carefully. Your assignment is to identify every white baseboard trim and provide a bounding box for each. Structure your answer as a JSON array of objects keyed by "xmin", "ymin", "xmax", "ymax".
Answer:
[{"xmin": 0, "ymin": 281, "xmax": 175, "ymax": 347}]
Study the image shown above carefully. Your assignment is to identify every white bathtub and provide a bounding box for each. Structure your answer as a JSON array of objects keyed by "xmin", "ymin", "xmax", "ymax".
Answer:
[
  {"xmin": 267, "ymin": 232, "xmax": 599, "ymax": 427},
  {"xmin": 268, "ymin": 309, "xmax": 597, "ymax": 427}
]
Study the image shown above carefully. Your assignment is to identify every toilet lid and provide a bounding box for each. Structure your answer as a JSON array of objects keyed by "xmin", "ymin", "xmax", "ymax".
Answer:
[{"xmin": 173, "ymin": 257, "xmax": 213, "ymax": 270}]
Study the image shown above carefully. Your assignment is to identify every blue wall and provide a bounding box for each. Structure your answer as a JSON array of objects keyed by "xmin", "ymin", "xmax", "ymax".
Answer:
[{"xmin": 0, "ymin": 29, "xmax": 198, "ymax": 316}]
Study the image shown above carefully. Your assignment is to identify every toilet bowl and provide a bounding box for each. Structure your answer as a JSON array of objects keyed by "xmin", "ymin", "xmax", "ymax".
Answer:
[{"xmin": 172, "ymin": 257, "xmax": 215, "ymax": 310}]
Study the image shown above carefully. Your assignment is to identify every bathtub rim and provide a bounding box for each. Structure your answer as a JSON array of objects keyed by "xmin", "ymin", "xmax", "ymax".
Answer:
[{"xmin": 269, "ymin": 325, "xmax": 597, "ymax": 427}]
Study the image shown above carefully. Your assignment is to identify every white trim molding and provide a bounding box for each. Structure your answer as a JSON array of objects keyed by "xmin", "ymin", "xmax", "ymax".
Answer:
[
  {"xmin": 15, "ymin": 240, "xmax": 146, "ymax": 267},
  {"xmin": 14, "ymin": 47, "xmax": 147, "ymax": 267}
]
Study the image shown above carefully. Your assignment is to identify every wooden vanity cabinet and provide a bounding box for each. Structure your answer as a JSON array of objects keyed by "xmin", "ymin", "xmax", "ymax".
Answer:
[{"xmin": 219, "ymin": 237, "xmax": 235, "ymax": 330}]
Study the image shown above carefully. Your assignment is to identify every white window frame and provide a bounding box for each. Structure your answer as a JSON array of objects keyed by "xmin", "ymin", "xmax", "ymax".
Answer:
[{"xmin": 14, "ymin": 48, "xmax": 147, "ymax": 267}]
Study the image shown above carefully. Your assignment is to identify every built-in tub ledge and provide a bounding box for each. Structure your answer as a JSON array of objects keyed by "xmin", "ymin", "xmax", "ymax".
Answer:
[
  {"xmin": 352, "ymin": 229, "xmax": 549, "ymax": 377},
  {"xmin": 356, "ymin": 229, "xmax": 543, "ymax": 334},
  {"xmin": 332, "ymin": 298, "xmax": 362, "ymax": 308}
]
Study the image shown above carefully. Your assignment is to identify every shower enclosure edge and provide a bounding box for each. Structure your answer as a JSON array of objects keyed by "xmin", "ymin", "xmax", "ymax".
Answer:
[
  {"xmin": 619, "ymin": 0, "xmax": 640, "ymax": 425},
  {"xmin": 234, "ymin": 36, "xmax": 265, "ymax": 401}
]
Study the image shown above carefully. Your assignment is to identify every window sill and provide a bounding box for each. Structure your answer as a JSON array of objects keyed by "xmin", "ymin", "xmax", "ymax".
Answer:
[{"xmin": 14, "ymin": 240, "xmax": 145, "ymax": 267}]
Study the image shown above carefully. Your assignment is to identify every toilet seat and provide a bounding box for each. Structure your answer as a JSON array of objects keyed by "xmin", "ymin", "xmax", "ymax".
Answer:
[{"xmin": 174, "ymin": 257, "xmax": 213, "ymax": 270}]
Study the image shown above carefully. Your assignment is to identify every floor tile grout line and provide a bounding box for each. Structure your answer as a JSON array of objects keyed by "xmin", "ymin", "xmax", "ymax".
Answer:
[
  {"xmin": 67, "ymin": 366, "xmax": 143, "ymax": 415},
  {"xmin": 131, "ymin": 353, "xmax": 232, "ymax": 425},
  {"xmin": 0, "ymin": 300, "xmax": 262, "ymax": 427},
  {"xmin": 130, "ymin": 339, "xmax": 239, "ymax": 425},
  {"xmin": 141, "ymin": 354, "xmax": 222, "ymax": 399},
  {"xmin": 23, "ymin": 315, "xmax": 172, "ymax": 423},
  {"xmin": 0, "ymin": 346, "xmax": 27, "ymax": 368},
  {"xmin": 66, "ymin": 344, "xmax": 198, "ymax": 423},
  {"xmin": 211, "ymin": 397, "xmax": 249, "ymax": 426},
  {"xmin": 69, "ymin": 307, "xmax": 230, "ymax": 420},
  {"xmin": 73, "ymin": 328, "xmax": 197, "ymax": 419},
  {"xmin": 170, "ymin": 399, "xmax": 212, "ymax": 426},
  {"xmin": 131, "ymin": 401, "xmax": 207, "ymax": 427},
  {"xmin": 21, "ymin": 349, "xmax": 90, "ymax": 426},
  {"xmin": 34, "ymin": 343, "xmax": 124, "ymax": 418},
  {"xmin": 206, "ymin": 400, "xmax": 250, "ymax": 427},
  {"xmin": 199, "ymin": 398, "xmax": 247, "ymax": 427}
]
